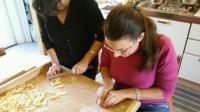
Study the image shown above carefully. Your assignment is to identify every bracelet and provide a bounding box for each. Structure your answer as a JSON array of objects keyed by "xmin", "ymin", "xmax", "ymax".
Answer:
[
  {"xmin": 89, "ymin": 49, "xmax": 95, "ymax": 55},
  {"xmin": 135, "ymin": 88, "xmax": 142, "ymax": 100}
]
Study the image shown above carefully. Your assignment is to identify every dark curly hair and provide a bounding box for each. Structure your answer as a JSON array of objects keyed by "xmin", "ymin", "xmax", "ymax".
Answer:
[{"xmin": 32, "ymin": 0, "xmax": 61, "ymax": 18}]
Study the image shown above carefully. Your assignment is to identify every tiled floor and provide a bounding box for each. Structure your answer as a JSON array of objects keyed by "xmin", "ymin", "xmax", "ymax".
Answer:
[
  {"xmin": 5, "ymin": 42, "xmax": 191, "ymax": 112},
  {"xmin": 178, "ymin": 78, "xmax": 200, "ymax": 91}
]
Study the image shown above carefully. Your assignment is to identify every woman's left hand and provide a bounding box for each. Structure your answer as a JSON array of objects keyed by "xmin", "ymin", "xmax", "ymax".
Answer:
[
  {"xmin": 71, "ymin": 60, "xmax": 88, "ymax": 74},
  {"xmin": 103, "ymin": 89, "xmax": 129, "ymax": 107}
]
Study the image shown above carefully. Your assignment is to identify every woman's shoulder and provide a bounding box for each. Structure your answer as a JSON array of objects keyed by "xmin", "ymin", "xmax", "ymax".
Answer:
[
  {"xmin": 159, "ymin": 35, "xmax": 173, "ymax": 46},
  {"xmin": 159, "ymin": 34, "xmax": 171, "ymax": 42},
  {"xmin": 159, "ymin": 35, "xmax": 175, "ymax": 52}
]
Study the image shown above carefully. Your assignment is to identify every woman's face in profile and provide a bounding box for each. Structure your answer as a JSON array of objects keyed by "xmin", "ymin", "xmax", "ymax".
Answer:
[{"xmin": 105, "ymin": 36, "xmax": 140, "ymax": 58}]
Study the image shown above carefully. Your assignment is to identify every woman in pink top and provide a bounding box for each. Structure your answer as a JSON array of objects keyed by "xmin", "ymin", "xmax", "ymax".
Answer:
[{"xmin": 96, "ymin": 5, "xmax": 178, "ymax": 112}]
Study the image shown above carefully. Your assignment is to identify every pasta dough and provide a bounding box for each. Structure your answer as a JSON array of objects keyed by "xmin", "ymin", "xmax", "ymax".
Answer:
[
  {"xmin": 0, "ymin": 83, "xmax": 47, "ymax": 112},
  {"xmin": 50, "ymin": 78, "xmax": 61, "ymax": 87},
  {"xmin": 0, "ymin": 79, "xmax": 68, "ymax": 112}
]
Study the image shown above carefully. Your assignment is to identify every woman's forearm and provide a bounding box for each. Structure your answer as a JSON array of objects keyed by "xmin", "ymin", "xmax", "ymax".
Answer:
[
  {"xmin": 125, "ymin": 87, "xmax": 164, "ymax": 100},
  {"xmin": 100, "ymin": 67, "xmax": 113, "ymax": 88},
  {"xmin": 81, "ymin": 40, "xmax": 103, "ymax": 65},
  {"xmin": 47, "ymin": 48, "xmax": 59, "ymax": 65},
  {"xmin": 139, "ymin": 88, "xmax": 164, "ymax": 100}
]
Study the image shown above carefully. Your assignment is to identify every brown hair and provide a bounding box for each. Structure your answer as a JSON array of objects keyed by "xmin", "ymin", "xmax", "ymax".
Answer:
[{"xmin": 104, "ymin": 5, "xmax": 160, "ymax": 70}]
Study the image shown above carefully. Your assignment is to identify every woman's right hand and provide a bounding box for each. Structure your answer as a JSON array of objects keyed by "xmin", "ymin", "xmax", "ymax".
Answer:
[
  {"xmin": 47, "ymin": 63, "xmax": 61, "ymax": 79},
  {"xmin": 96, "ymin": 84, "xmax": 113, "ymax": 107}
]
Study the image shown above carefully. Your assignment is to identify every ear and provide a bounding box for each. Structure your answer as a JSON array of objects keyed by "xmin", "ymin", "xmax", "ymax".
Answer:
[{"xmin": 138, "ymin": 32, "xmax": 145, "ymax": 42}]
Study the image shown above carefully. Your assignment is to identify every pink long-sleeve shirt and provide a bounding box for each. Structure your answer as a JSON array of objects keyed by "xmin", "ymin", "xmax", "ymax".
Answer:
[{"xmin": 100, "ymin": 35, "xmax": 178, "ymax": 104}]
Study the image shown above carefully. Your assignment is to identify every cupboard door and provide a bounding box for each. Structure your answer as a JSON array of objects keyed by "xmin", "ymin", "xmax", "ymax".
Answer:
[
  {"xmin": 185, "ymin": 39, "xmax": 200, "ymax": 56},
  {"xmin": 179, "ymin": 53, "xmax": 200, "ymax": 84},
  {"xmin": 151, "ymin": 17, "xmax": 190, "ymax": 56},
  {"xmin": 189, "ymin": 24, "xmax": 200, "ymax": 40}
]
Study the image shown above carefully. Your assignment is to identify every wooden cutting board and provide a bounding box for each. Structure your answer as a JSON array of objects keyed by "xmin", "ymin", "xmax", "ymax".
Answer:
[{"xmin": 0, "ymin": 63, "xmax": 140, "ymax": 112}]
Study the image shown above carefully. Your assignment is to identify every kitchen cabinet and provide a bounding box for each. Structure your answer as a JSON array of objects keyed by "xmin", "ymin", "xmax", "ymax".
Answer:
[
  {"xmin": 189, "ymin": 23, "xmax": 200, "ymax": 40},
  {"xmin": 179, "ymin": 23, "xmax": 200, "ymax": 84},
  {"xmin": 179, "ymin": 53, "xmax": 200, "ymax": 84},
  {"xmin": 150, "ymin": 17, "xmax": 191, "ymax": 56}
]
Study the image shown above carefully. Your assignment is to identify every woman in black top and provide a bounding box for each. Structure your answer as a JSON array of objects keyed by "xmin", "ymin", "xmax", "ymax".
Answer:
[{"xmin": 32, "ymin": 0, "xmax": 104, "ymax": 80}]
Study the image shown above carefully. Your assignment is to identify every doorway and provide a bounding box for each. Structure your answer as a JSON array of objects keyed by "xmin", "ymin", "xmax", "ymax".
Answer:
[
  {"xmin": 0, "ymin": 0, "xmax": 36, "ymax": 49},
  {"xmin": 0, "ymin": 0, "xmax": 16, "ymax": 48}
]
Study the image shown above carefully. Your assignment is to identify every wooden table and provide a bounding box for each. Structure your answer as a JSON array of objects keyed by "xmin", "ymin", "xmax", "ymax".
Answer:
[{"xmin": 0, "ymin": 63, "xmax": 141, "ymax": 112}]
